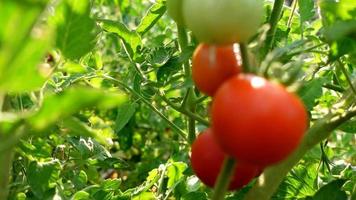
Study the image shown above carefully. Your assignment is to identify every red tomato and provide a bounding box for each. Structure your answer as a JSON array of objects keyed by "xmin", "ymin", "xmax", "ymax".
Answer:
[
  {"xmin": 192, "ymin": 44, "xmax": 241, "ymax": 96},
  {"xmin": 190, "ymin": 129, "xmax": 259, "ymax": 189},
  {"xmin": 211, "ymin": 74, "xmax": 308, "ymax": 166}
]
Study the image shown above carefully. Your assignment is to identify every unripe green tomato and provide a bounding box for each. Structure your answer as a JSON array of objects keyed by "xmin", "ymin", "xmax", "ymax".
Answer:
[
  {"xmin": 167, "ymin": 0, "xmax": 185, "ymax": 25},
  {"xmin": 183, "ymin": 0, "xmax": 264, "ymax": 44}
]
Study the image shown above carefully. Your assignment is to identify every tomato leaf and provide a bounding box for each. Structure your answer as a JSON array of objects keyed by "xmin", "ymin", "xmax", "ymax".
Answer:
[
  {"xmin": 136, "ymin": 1, "xmax": 166, "ymax": 35},
  {"xmin": 28, "ymin": 88, "xmax": 126, "ymax": 131},
  {"xmin": 98, "ymin": 19, "xmax": 142, "ymax": 59},
  {"xmin": 115, "ymin": 102, "xmax": 137, "ymax": 133},
  {"xmin": 298, "ymin": 79, "xmax": 324, "ymax": 111},
  {"xmin": 312, "ymin": 179, "xmax": 347, "ymax": 200},
  {"xmin": 0, "ymin": 0, "xmax": 51, "ymax": 92},
  {"xmin": 27, "ymin": 160, "xmax": 61, "ymax": 199},
  {"xmin": 54, "ymin": 0, "xmax": 98, "ymax": 60}
]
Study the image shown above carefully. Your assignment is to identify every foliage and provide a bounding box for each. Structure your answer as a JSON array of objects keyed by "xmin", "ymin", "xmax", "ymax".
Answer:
[{"xmin": 0, "ymin": 0, "xmax": 355, "ymax": 200}]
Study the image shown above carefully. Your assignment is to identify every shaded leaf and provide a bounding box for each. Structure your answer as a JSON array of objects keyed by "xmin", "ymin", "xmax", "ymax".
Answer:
[
  {"xmin": 27, "ymin": 160, "xmax": 61, "ymax": 198},
  {"xmin": 312, "ymin": 179, "xmax": 347, "ymax": 200},
  {"xmin": 338, "ymin": 119, "xmax": 356, "ymax": 133},
  {"xmin": 115, "ymin": 102, "xmax": 137, "ymax": 133},
  {"xmin": 298, "ymin": 79, "xmax": 324, "ymax": 111}
]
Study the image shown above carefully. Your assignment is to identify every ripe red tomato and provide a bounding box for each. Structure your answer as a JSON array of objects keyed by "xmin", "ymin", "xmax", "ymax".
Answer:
[
  {"xmin": 211, "ymin": 74, "xmax": 308, "ymax": 166},
  {"xmin": 190, "ymin": 129, "xmax": 259, "ymax": 189},
  {"xmin": 192, "ymin": 44, "xmax": 241, "ymax": 96}
]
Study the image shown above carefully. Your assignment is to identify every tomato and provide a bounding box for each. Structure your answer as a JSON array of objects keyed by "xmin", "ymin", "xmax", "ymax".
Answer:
[
  {"xmin": 192, "ymin": 44, "xmax": 241, "ymax": 96},
  {"xmin": 166, "ymin": 0, "xmax": 184, "ymax": 25},
  {"xmin": 182, "ymin": 0, "xmax": 264, "ymax": 44},
  {"xmin": 211, "ymin": 74, "xmax": 308, "ymax": 166},
  {"xmin": 190, "ymin": 129, "xmax": 259, "ymax": 189}
]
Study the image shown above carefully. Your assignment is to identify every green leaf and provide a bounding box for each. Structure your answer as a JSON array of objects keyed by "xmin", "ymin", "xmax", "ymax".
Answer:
[
  {"xmin": 72, "ymin": 170, "xmax": 88, "ymax": 189},
  {"xmin": 27, "ymin": 160, "xmax": 61, "ymax": 199},
  {"xmin": 72, "ymin": 191, "xmax": 91, "ymax": 200},
  {"xmin": 182, "ymin": 192, "xmax": 208, "ymax": 200},
  {"xmin": 136, "ymin": 2, "xmax": 166, "ymax": 35},
  {"xmin": 54, "ymin": 0, "xmax": 98, "ymax": 60},
  {"xmin": 28, "ymin": 87, "xmax": 126, "ymax": 130},
  {"xmin": 312, "ymin": 179, "xmax": 347, "ymax": 200},
  {"xmin": 101, "ymin": 179, "xmax": 121, "ymax": 191},
  {"xmin": 167, "ymin": 162, "xmax": 187, "ymax": 189},
  {"xmin": 274, "ymin": 163, "xmax": 318, "ymax": 199},
  {"xmin": 98, "ymin": 19, "xmax": 142, "ymax": 58},
  {"xmin": 115, "ymin": 102, "xmax": 137, "ymax": 133},
  {"xmin": 338, "ymin": 119, "xmax": 356, "ymax": 133},
  {"xmin": 298, "ymin": 0, "xmax": 316, "ymax": 23},
  {"xmin": 62, "ymin": 117, "xmax": 109, "ymax": 145},
  {"xmin": 298, "ymin": 79, "xmax": 324, "ymax": 111},
  {"xmin": 323, "ymin": 20, "xmax": 356, "ymax": 42},
  {"xmin": 0, "ymin": 0, "xmax": 51, "ymax": 92}
]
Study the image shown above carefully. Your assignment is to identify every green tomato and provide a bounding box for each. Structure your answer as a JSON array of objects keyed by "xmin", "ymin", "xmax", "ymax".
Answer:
[
  {"xmin": 183, "ymin": 0, "xmax": 264, "ymax": 44},
  {"xmin": 167, "ymin": 0, "xmax": 185, "ymax": 25}
]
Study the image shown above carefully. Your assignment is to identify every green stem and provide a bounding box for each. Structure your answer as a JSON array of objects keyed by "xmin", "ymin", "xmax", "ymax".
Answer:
[
  {"xmin": 177, "ymin": 25, "xmax": 191, "ymax": 79},
  {"xmin": 158, "ymin": 93, "xmax": 209, "ymax": 126},
  {"xmin": 265, "ymin": 0, "xmax": 284, "ymax": 55},
  {"xmin": 177, "ymin": 25, "xmax": 197, "ymax": 143},
  {"xmin": 212, "ymin": 157, "xmax": 237, "ymax": 200},
  {"xmin": 0, "ymin": 148, "xmax": 14, "ymax": 200},
  {"xmin": 287, "ymin": 0, "xmax": 297, "ymax": 29},
  {"xmin": 243, "ymin": 106, "xmax": 356, "ymax": 200},
  {"xmin": 239, "ymin": 43, "xmax": 251, "ymax": 73},
  {"xmin": 0, "ymin": 92, "xmax": 4, "ymax": 110},
  {"xmin": 337, "ymin": 60, "xmax": 356, "ymax": 95},
  {"xmin": 103, "ymin": 75, "xmax": 188, "ymax": 141},
  {"xmin": 187, "ymin": 89, "xmax": 197, "ymax": 144}
]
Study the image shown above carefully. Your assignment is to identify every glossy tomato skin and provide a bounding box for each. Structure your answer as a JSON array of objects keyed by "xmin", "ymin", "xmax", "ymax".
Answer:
[
  {"xmin": 190, "ymin": 129, "xmax": 259, "ymax": 189},
  {"xmin": 192, "ymin": 44, "xmax": 241, "ymax": 96},
  {"xmin": 211, "ymin": 74, "xmax": 308, "ymax": 166},
  {"xmin": 183, "ymin": 0, "xmax": 264, "ymax": 44},
  {"xmin": 167, "ymin": 0, "xmax": 184, "ymax": 25}
]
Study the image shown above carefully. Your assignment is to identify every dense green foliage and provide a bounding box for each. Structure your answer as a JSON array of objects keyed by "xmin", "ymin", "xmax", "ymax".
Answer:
[{"xmin": 0, "ymin": 0, "xmax": 355, "ymax": 200}]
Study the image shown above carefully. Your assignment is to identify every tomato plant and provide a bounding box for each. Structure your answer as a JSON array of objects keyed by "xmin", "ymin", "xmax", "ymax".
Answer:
[
  {"xmin": 190, "ymin": 129, "xmax": 259, "ymax": 189},
  {"xmin": 211, "ymin": 74, "xmax": 308, "ymax": 166},
  {"xmin": 0, "ymin": 0, "xmax": 355, "ymax": 200},
  {"xmin": 183, "ymin": 0, "xmax": 264, "ymax": 44},
  {"xmin": 192, "ymin": 44, "xmax": 241, "ymax": 96}
]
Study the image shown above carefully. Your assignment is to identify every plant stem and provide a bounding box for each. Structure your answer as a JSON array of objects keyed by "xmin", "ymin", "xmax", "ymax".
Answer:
[
  {"xmin": 337, "ymin": 60, "xmax": 356, "ymax": 95},
  {"xmin": 187, "ymin": 89, "xmax": 197, "ymax": 144},
  {"xmin": 177, "ymin": 25, "xmax": 197, "ymax": 143},
  {"xmin": 239, "ymin": 43, "xmax": 251, "ymax": 73},
  {"xmin": 287, "ymin": 0, "xmax": 297, "ymax": 29},
  {"xmin": 0, "ymin": 148, "xmax": 14, "ymax": 200},
  {"xmin": 0, "ymin": 92, "xmax": 4, "ymax": 110},
  {"xmin": 177, "ymin": 25, "xmax": 191, "ymax": 79},
  {"xmin": 243, "ymin": 106, "xmax": 356, "ymax": 200},
  {"xmin": 212, "ymin": 157, "xmax": 237, "ymax": 200},
  {"xmin": 103, "ymin": 75, "xmax": 188, "ymax": 141},
  {"xmin": 265, "ymin": 0, "xmax": 284, "ymax": 55},
  {"xmin": 158, "ymin": 93, "xmax": 209, "ymax": 126}
]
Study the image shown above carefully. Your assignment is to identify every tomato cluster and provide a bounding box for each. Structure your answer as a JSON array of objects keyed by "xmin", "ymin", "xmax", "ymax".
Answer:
[{"xmin": 167, "ymin": 0, "xmax": 308, "ymax": 190}]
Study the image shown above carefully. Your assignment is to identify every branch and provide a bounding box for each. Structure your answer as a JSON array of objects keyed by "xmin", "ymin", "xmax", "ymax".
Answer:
[
  {"xmin": 0, "ymin": 148, "xmax": 14, "ymax": 200},
  {"xmin": 102, "ymin": 75, "xmax": 188, "ymax": 141},
  {"xmin": 264, "ymin": 0, "xmax": 285, "ymax": 55},
  {"xmin": 243, "ymin": 106, "xmax": 356, "ymax": 200}
]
